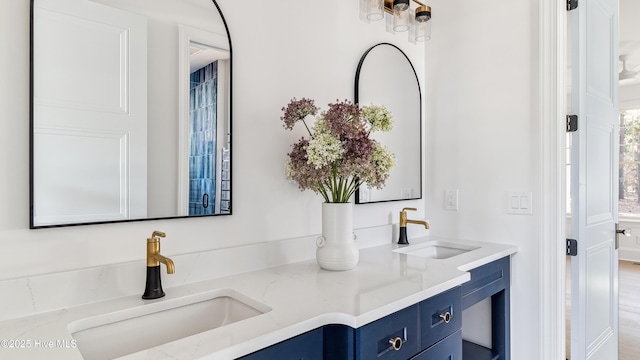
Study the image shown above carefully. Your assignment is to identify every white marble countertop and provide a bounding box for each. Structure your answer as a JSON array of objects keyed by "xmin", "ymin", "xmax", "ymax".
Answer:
[{"xmin": 0, "ymin": 237, "xmax": 517, "ymax": 360}]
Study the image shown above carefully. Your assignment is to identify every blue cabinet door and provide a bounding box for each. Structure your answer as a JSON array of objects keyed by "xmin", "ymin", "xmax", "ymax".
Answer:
[
  {"xmin": 419, "ymin": 286, "xmax": 462, "ymax": 349},
  {"xmin": 410, "ymin": 330, "xmax": 462, "ymax": 360},
  {"xmin": 355, "ymin": 304, "xmax": 420, "ymax": 360},
  {"xmin": 238, "ymin": 328, "xmax": 323, "ymax": 360}
]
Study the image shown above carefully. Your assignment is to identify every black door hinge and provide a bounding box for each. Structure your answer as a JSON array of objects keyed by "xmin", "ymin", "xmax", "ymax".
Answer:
[
  {"xmin": 566, "ymin": 115, "xmax": 578, "ymax": 132},
  {"xmin": 566, "ymin": 238, "xmax": 578, "ymax": 256},
  {"xmin": 567, "ymin": 0, "xmax": 578, "ymax": 11}
]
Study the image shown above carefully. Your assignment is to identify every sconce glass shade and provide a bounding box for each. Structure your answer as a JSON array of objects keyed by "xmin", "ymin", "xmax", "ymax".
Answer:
[
  {"xmin": 414, "ymin": 5, "xmax": 431, "ymax": 42},
  {"xmin": 366, "ymin": 0, "xmax": 385, "ymax": 21},
  {"xmin": 393, "ymin": 0, "xmax": 411, "ymax": 32}
]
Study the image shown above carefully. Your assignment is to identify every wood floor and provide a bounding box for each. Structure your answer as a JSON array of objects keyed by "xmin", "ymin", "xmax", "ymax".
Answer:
[
  {"xmin": 618, "ymin": 260, "xmax": 640, "ymax": 360},
  {"xmin": 566, "ymin": 260, "xmax": 640, "ymax": 359}
]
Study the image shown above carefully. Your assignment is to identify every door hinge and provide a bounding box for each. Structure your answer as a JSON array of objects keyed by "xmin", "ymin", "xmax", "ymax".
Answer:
[
  {"xmin": 566, "ymin": 238, "xmax": 578, "ymax": 256},
  {"xmin": 567, "ymin": 0, "xmax": 578, "ymax": 11},
  {"xmin": 566, "ymin": 115, "xmax": 578, "ymax": 132}
]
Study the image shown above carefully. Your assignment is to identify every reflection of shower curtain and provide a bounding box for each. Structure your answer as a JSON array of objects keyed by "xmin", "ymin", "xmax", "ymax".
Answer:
[{"xmin": 188, "ymin": 61, "xmax": 218, "ymax": 215}]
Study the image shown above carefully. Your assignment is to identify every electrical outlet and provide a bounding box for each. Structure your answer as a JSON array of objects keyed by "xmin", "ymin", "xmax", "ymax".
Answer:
[
  {"xmin": 445, "ymin": 189, "xmax": 458, "ymax": 211},
  {"xmin": 360, "ymin": 187, "xmax": 369, "ymax": 202},
  {"xmin": 401, "ymin": 188, "xmax": 412, "ymax": 199}
]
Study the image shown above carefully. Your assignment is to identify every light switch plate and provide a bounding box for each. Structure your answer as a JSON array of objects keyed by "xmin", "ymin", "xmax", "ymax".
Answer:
[{"xmin": 507, "ymin": 191, "xmax": 532, "ymax": 214}]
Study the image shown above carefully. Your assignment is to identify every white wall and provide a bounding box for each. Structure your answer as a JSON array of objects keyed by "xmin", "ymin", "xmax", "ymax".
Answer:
[
  {"xmin": 424, "ymin": 1, "xmax": 541, "ymax": 359},
  {"xmin": 0, "ymin": 1, "xmax": 545, "ymax": 359},
  {"xmin": 619, "ymin": 83, "xmax": 640, "ymax": 109}
]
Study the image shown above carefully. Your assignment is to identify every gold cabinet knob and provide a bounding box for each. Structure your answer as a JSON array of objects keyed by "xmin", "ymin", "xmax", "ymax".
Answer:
[
  {"xmin": 389, "ymin": 337, "xmax": 403, "ymax": 351},
  {"xmin": 440, "ymin": 311, "xmax": 452, "ymax": 323}
]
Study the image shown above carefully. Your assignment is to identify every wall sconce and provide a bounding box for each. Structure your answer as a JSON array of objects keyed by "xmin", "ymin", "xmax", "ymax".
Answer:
[{"xmin": 362, "ymin": 0, "xmax": 432, "ymax": 42}]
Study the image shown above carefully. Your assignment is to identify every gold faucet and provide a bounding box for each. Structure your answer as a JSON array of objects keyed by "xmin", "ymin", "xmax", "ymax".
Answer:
[
  {"xmin": 146, "ymin": 231, "xmax": 175, "ymax": 274},
  {"xmin": 142, "ymin": 231, "xmax": 174, "ymax": 299},
  {"xmin": 398, "ymin": 208, "xmax": 429, "ymax": 245}
]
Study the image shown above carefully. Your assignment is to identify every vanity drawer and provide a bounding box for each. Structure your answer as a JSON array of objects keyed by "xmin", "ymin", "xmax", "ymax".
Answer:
[
  {"xmin": 461, "ymin": 256, "xmax": 510, "ymax": 309},
  {"xmin": 238, "ymin": 328, "xmax": 323, "ymax": 360},
  {"xmin": 410, "ymin": 330, "xmax": 462, "ymax": 360},
  {"xmin": 355, "ymin": 304, "xmax": 419, "ymax": 360},
  {"xmin": 419, "ymin": 286, "xmax": 462, "ymax": 349}
]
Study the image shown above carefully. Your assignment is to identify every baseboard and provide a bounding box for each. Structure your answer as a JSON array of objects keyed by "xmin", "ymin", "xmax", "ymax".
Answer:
[{"xmin": 619, "ymin": 248, "xmax": 640, "ymax": 263}]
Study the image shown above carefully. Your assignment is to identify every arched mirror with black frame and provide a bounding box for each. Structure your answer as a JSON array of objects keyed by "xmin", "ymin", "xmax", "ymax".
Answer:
[
  {"xmin": 30, "ymin": 0, "xmax": 232, "ymax": 228},
  {"xmin": 354, "ymin": 43, "xmax": 422, "ymax": 204}
]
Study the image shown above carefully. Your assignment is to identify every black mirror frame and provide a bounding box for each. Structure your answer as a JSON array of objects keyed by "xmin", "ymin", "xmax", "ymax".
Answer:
[
  {"xmin": 29, "ymin": 0, "xmax": 233, "ymax": 228},
  {"xmin": 354, "ymin": 42, "xmax": 423, "ymax": 204}
]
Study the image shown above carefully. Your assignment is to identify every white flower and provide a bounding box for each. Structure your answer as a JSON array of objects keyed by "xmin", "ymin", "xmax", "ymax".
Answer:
[
  {"xmin": 284, "ymin": 157, "xmax": 294, "ymax": 180},
  {"xmin": 306, "ymin": 132, "xmax": 344, "ymax": 169},
  {"xmin": 372, "ymin": 144, "xmax": 395, "ymax": 175},
  {"xmin": 361, "ymin": 105, "xmax": 393, "ymax": 132}
]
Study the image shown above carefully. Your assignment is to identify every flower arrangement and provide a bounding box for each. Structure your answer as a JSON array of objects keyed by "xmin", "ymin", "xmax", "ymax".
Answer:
[{"xmin": 282, "ymin": 98, "xmax": 395, "ymax": 203}]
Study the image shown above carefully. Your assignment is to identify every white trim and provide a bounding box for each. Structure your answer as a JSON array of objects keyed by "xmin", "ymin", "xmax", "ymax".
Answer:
[
  {"xmin": 539, "ymin": 0, "xmax": 567, "ymax": 358},
  {"xmin": 619, "ymin": 98, "xmax": 640, "ymax": 110}
]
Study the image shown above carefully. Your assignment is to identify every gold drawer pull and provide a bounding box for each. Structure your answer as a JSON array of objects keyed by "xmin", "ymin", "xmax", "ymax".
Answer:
[
  {"xmin": 389, "ymin": 337, "xmax": 403, "ymax": 351},
  {"xmin": 439, "ymin": 311, "xmax": 452, "ymax": 323}
]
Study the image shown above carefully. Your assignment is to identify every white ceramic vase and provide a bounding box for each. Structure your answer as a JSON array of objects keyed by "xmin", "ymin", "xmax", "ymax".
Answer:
[{"xmin": 316, "ymin": 202, "xmax": 359, "ymax": 271}]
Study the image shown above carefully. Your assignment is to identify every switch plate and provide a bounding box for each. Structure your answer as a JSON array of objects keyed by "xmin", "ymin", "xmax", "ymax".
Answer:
[
  {"xmin": 507, "ymin": 191, "xmax": 532, "ymax": 214},
  {"xmin": 445, "ymin": 189, "xmax": 459, "ymax": 211},
  {"xmin": 360, "ymin": 188, "xmax": 369, "ymax": 202}
]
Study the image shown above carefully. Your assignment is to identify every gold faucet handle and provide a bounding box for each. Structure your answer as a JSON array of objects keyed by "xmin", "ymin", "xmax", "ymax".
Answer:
[
  {"xmin": 149, "ymin": 231, "xmax": 166, "ymax": 241},
  {"xmin": 400, "ymin": 208, "xmax": 417, "ymax": 226}
]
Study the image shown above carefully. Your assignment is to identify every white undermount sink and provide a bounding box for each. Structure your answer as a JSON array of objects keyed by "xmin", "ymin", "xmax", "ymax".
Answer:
[
  {"xmin": 393, "ymin": 240, "xmax": 480, "ymax": 259},
  {"xmin": 68, "ymin": 289, "xmax": 271, "ymax": 360}
]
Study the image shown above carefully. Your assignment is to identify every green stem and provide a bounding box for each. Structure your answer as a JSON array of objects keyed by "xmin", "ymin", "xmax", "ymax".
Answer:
[
  {"xmin": 344, "ymin": 177, "xmax": 359, "ymax": 201},
  {"xmin": 331, "ymin": 170, "xmax": 340, "ymax": 202},
  {"xmin": 301, "ymin": 120, "xmax": 312, "ymax": 137},
  {"xmin": 317, "ymin": 184, "xmax": 330, "ymax": 203}
]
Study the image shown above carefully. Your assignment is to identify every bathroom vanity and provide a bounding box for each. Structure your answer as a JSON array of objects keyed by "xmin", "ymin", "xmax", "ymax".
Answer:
[
  {"xmin": 0, "ymin": 237, "xmax": 516, "ymax": 360},
  {"xmin": 239, "ymin": 256, "xmax": 510, "ymax": 360}
]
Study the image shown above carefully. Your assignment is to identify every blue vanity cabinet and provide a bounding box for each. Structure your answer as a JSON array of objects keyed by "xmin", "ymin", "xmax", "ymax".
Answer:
[
  {"xmin": 354, "ymin": 286, "xmax": 462, "ymax": 360},
  {"xmin": 238, "ymin": 257, "xmax": 510, "ymax": 360},
  {"xmin": 461, "ymin": 256, "xmax": 511, "ymax": 360},
  {"xmin": 238, "ymin": 328, "xmax": 323, "ymax": 360}
]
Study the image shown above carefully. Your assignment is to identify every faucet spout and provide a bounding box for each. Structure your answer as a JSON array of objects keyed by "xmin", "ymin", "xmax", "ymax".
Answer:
[
  {"xmin": 405, "ymin": 219, "xmax": 430, "ymax": 229},
  {"xmin": 152, "ymin": 254, "xmax": 175, "ymax": 274}
]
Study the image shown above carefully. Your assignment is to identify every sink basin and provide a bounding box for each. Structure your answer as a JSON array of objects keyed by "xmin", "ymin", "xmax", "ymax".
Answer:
[
  {"xmin": 393, "ymin": 240, "xmax": 479, "ymax": 259},
  {"xmin": 68, "ymin": 289, "xmax": 271, "ymax": 360}
]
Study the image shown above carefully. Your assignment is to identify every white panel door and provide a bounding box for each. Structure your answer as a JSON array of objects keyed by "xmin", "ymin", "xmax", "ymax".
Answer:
[
  {"xmin": 570, "ymin": 0, "xmax": 619, "ymax": 358},
  {"xmin": 33, "ymin": 0, "xmax": 147, "ymax": 226}
]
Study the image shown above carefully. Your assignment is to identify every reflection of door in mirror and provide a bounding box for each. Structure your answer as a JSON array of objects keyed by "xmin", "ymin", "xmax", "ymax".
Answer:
[
  {"xmin": 178, "ymin": 27, "xmax": 231, "ymax": 216},
  {"xmin": 33, "ymin": 0, "xmax": 148, "ymax": 226},
  {"xmin": 188, "ymin": 56, "xmax": 230, "ymax": 215}
]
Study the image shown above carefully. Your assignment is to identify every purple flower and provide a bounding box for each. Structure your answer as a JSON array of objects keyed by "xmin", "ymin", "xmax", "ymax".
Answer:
[{"xmin": 281, "ymin": 98, "xmax": 319, "ymax": 131}]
